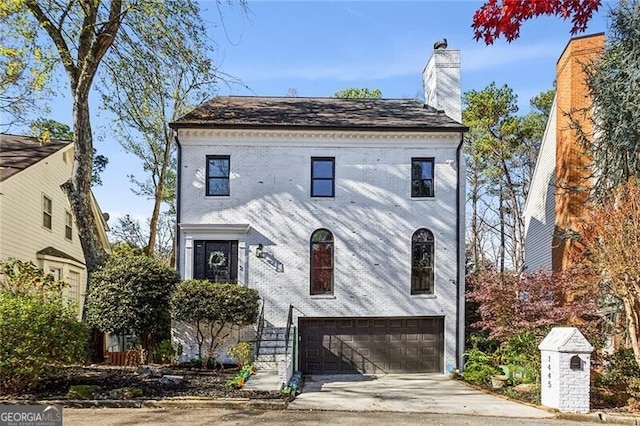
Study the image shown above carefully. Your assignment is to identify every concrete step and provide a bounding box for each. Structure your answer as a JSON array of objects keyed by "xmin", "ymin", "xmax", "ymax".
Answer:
[
  {"xmin": 263, "ymin": 327, "xmax": 287, "ymax": 333},
  {"xmin": 259, "ymin": 340, "xmax": 288, "ymax": 348},
  {"xmin": 243, "ymin": 369, "xmax": 283, "ymax": 392},
  {"xmin": 257, "ymin": 348, "xmax": 288, "ymax": 357},
  {"xmin": 256, "ymin": 353, "xmax": 289, "ymax": 363},
  {"xmin": 255, "ymin": 361, "xmax": 278, "ymax": 370},
  {"xmin": 260, "ymin": 333, "xmax": 288, "ymax": 340}
]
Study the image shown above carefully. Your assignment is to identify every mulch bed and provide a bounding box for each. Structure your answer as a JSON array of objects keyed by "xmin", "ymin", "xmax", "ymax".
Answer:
[{"xmin": 0, "ymin": 365, "xmax": 286, "ymax": 401}]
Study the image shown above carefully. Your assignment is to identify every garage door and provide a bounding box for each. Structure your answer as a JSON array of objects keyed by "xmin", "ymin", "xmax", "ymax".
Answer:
[{"xmin": 298, "ymin": 317, "xmax": 444, "ymax": 374}]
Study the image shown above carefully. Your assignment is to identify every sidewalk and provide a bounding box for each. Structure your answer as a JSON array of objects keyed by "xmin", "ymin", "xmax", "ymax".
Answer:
[{"xmin": 5, "ymin": 372, "xmax": 640, "ymax": 424}]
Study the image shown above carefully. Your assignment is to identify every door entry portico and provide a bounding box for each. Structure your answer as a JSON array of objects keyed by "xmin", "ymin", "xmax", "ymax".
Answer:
[{"xmin": 194, "ymin": 240, "xmax": 238, "ymax": 283}]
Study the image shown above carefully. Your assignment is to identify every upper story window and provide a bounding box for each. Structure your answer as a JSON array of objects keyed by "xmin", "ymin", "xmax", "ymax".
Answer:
[
  {"xmin": 411, "ymin": 158, "xmax": 434, "ymax": 197},
  {"xmin": 65, "ymin": 211, "xmax": 73, "ymax": 241},
  {"xmin": 42, "ymin": 195, "xmax": 52, "ymax": 229},
  {"xmin": 206, "ymin": 156, "xmax": 230, "ymax": 196},
  {"xmin": 411, "ymin": 228, "xmax": 434, "ymax": 295},
  {"xmin": 310, "ymin": 229, "xmax": 334, "ymax": 295},
  {"xmin": 311, "ymin": 157, "xmax": 335, "ymax": 197}
]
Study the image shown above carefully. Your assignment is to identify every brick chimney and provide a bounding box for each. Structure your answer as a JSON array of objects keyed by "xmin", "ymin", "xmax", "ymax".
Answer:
[
  {"xmin": 423, "ymin": 48, "xmax": 462, "ymax": 123},
  {"xmin": 552, "ymin": 32, "xmax": 605, "ymax": 271}
]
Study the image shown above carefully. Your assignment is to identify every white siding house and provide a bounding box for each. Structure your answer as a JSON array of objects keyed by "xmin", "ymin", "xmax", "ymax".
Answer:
[
  {"xmin": 522, "ymin": 99, "xmax": 557, "ymax": 272},
  {"xmin": 0, "ymin": 134, "xmax": 110, "ymax": 317},
  {"xmin": 171, "ymin": 48, "xmax": 466, "ymax": 374}
]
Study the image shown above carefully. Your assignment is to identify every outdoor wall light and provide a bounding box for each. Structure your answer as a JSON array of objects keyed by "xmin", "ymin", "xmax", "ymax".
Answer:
[{"xmin": 256, "ymin": 244, "xmax": 264, "ymax": 258}]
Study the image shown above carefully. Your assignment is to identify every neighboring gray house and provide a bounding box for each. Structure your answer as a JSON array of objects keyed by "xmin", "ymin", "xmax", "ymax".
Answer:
[{"xmin": 170, "ymin": 48, "xmax": 466, "ymax": 375}]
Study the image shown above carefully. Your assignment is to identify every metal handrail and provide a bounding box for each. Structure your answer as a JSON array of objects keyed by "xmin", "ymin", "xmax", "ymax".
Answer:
[
  {"xmin": 255, "ymin": 302, "xmax": 265, "ymax": 357},
  {"xmin": 285, "ymin": 304, "xmax": 293, "ymax": 354}
]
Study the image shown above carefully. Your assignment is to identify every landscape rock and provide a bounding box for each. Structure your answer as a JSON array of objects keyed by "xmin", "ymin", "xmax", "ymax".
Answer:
[
  {"xmin": 160, "ymin": 375, "xmax": 184, "ymax": 386},
  {"xmin": 513, "ymin": 383, "xmax": 538, "ymax": 393},
  {"xmin": 135, "ymin": 365, "xmax": 163, "ymax": 378},
  {"xmin": 67, "ymin": 385, "xmax": 101, "ymax": 399},
  {"xmin": 107, "ymin": 387, "xmax": 143, "ymax": 399}
]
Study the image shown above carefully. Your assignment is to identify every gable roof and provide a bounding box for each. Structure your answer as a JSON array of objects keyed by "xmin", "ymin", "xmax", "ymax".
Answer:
[
  {"xmin": 36, "ymin": 246, "xmax": 85, "ymax": 265},
  {"xmin": 170, "ymin": 96, "xmax": 466, "ymax": 131},
  {"xmin": 0, "ymin": 133, "xmax": 71, "ymax": 181}
]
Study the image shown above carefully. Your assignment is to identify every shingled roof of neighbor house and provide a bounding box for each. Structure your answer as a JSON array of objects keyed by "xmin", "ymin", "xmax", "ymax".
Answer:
[
  {"xmin": 170, "ymin": 96, "xmax": 466, "ymax": 131},
  {"xmin": 0, "ymin": 133, "xmax": 71, "ymax": 182}
]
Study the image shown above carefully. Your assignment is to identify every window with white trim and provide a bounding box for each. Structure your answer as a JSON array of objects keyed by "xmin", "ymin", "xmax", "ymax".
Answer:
[
  {"xmin": 411, "ymin": 228, "xmax": 434, "ymax": 295},
  {"xmin": 43, "ymin": 195, "xmax": 52, "ymax": 229},
  {"xmin": 206, "ymin": 156, "xmax": 230, "ymax": 196},
  {"xmin": 65, "ymin": 211, "xmax": 73, "ymax": 240},
  {"xmin": 310, "ymin": 229, "xmax": 334, "ymax": 295}
]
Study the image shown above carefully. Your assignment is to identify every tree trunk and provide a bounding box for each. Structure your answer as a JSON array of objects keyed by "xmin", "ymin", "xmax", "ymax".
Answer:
[
  {"xmin": 623, "ymin": 296, "xmax": 640, "ymax": 368},
  {"xmin": 501, "ymin": 157, "xmax": 525, "ymax": 270},
  {"xmin": 469, "ymin": 158, "xmax": 481, "ymax": 273},
  {"xmin": 499, "ymin": 182, "xmax": 506, "ymax": 274},
  {"xmin": 145, "ymin": 129, "xmax": 173, "ymax": 256},
  {"xmin": 65, "ymin": 94, "xmax": 109, "ymax": 275},
  {"xmin": 65, "ymin": 92, "xmax": 109, "ymax": 364}
]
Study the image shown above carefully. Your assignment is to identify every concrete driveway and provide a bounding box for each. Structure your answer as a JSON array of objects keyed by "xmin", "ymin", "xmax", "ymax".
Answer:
[{"xmin": 288, "ymin": 374, "xmax": 554, "ymax": 418}]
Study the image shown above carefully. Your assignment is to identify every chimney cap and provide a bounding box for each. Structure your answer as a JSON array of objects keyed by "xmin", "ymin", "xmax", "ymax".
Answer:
[{"xmin": 433, "ymin": 38, "xmax": 448, "ymax": 50}]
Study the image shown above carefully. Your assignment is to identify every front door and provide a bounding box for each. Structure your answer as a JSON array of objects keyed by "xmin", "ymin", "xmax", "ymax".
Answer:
[{"xmin": 193, "ymin": 240, "xmax": 238, "ymax": 283}]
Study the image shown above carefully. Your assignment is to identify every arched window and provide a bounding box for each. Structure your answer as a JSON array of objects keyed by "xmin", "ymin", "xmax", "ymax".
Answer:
[
  {"xmin": 310, "ymin": 229, "xmax": 334, "ymax": 295},
  {"xmin": 412, "ymin": 229, "xmax": 434, "ymax": 295}
]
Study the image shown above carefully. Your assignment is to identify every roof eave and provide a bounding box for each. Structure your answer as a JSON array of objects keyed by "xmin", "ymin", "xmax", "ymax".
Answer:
[{"xmin": 169, "ymin": 122, "xmax": 468, "ymax": 132}]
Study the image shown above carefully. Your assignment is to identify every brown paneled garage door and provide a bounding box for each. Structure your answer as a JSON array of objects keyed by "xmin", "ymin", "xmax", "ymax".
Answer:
[{"xmin": 298, "ymin": 317, "xmax": 444, "ymax": 374}]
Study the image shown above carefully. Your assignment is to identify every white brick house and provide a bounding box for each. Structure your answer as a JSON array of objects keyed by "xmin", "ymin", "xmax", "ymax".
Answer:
[{"xmin": 171, "ymin": 48, "xmax": 466, "ymax": 374}]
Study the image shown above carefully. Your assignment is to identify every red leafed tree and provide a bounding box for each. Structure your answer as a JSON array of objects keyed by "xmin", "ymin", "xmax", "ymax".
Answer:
[
  {"xmin": 466, "ymin": 266, "xmax": 601, "ymax": 342},
  {"xmin": 472, "ymin": 0, "xmax": 602, "ymax": 44}
]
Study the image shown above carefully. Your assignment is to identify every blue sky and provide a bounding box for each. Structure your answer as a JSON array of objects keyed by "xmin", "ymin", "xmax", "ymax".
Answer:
[{"xmin": 83, "ymin": 1, "xmax": 614, "ymax": 225}]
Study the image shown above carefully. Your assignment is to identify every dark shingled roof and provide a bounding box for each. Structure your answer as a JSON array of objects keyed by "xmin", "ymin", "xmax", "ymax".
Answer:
[
  {"xmin": 170, "ymin": 96, "xmax": 466, "ymax": 131},
  {"xmin": 36, "ymin": 246, "xmax": 84, "ymax": 265},
  {"xmin": 0, "ymin": 133, "xmax": 71, "ymax": 181}
]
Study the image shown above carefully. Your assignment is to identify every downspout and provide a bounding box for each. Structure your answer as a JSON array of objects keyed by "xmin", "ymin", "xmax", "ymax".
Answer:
[
  {"xmin": 174, "ymin": 132, "xmax": 182, "ymax": 274},
  {"xmin": 456, "ymin": 131, "xmax": 465, "ymax": 371}
]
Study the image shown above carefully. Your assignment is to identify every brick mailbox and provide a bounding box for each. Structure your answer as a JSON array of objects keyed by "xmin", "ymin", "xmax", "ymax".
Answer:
[{"xmin": 539, "ymin": 327, "xmax": 593, "ymax": 413}]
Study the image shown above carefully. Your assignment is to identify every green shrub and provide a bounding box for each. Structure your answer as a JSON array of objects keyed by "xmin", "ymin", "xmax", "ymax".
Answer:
[
  {"xmin": 463, "ymin": 347, "xmax": 500, "ymax": 385},
  {"xmin": 152, "ymin": 339, "xmax": 179, "ymax": 364},
  {"xmin": 172, "ymin": 280, "xmax": 260, "ymax": 366},
  {"xmin": 495, "ymin": 332, "xmax": 539, "ymax": 384},
  {"xmin": 86, "ymin": 248, "xmax": 179, "ymax": 352},
  {"xmin": 227, "ymin": 341, "xmax": 254, "ymax": 367},
  {"xmin": 226, "ymin": 363, "xmax": 256, "ymax": 388},
  {"xmin": 0, "ymin": 292, "xmax": 87, "ymax": 392},
  {"xmin": 595, "ymin": 348, "xmax": 640, "ymax": 388},
  {"xmin": 593, "ymin": 348, "xmax": 640, "ymax": 408},
  {"xmin": 0, "ymin": 258, "xmax": 67, "ymax": 297}
]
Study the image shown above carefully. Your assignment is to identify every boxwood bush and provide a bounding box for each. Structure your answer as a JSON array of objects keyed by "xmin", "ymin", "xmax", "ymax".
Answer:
[{"xmin": 86, "ymin": 245, "xmax": 179, "ymax": 353}]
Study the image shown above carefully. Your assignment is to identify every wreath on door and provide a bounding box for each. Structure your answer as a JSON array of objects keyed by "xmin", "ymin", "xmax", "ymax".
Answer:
[{"xmin": 208, "ymin": 251, "xmax": 226, "ymax": 270}]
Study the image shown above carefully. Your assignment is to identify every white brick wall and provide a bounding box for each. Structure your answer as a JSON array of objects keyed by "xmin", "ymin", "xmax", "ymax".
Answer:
[
  {"xmin": 177, "ymin": 129, "xmax": 463, "ymax": 372},
  {"xmin": 540, "ymin": 328, "xmax": 592, "ymax": 413},
  {"xmin": 541, "ymin": 350, "xmax": 591, "ymax": 413}
]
